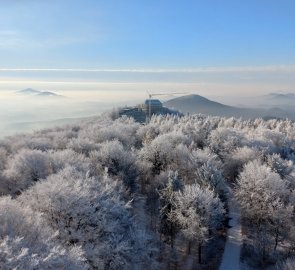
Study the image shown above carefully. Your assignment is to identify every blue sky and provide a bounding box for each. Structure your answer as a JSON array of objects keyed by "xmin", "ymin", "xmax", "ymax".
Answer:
[{"xmin": 0, "ymin": 0, "xmax": 295, "ymax": 96}]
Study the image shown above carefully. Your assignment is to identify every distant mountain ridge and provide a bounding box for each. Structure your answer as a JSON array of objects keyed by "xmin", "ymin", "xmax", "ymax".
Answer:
[
  {"xmin": 17, "ymin": 88, "xmax": 41, "ymax": 95},
  {"xmin": 263, "ymin": 93, "xmax": 295, "ymax": 105},
  {"xmin": 164, "ymin": 94, "xmax": 249, "ymax": 117},
  {"xmin": 164, "ymin": 94, "xmax": 295, "ymax": 120},
  {"xmin": 266, "ymin": 93, "xmax": 295, "ymax": 99},
  {"xmin": 16, "ymin": 88, "xmax": 64, "ymax": 98}
]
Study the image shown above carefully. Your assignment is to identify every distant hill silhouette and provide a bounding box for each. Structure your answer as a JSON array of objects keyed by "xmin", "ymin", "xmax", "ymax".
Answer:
[
  {"xmin": 36, "ymin": 91, "xmax": 59, "ymax": 97},
  {"xmin": 266, "ymin": 93, "xmax": 295, "ymax": 99},
  {"xmin": 164, "ymin": 94, "xmax": 249, "ymax": 117},
  {"xmin": 262, "ymin": 93, "xmax": 295, "ymax": 107},
  {"xmin": 17, "ymin": 88, "xmax": 41, "ymax": 95},
  {"xmin": 164, "ymin": 94, "xmax": 295, "ymax": 120},
  {"xmin": 16, "ymin": 88, "xmax": 64, "ymax": 98}
]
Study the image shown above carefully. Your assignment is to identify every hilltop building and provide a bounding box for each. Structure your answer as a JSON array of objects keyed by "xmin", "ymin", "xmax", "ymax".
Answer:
[
  {"xmin": 118, "ymin": 99, "xmax": 181, "ymax": 123},
  {"xmin": 118, "ymin": 107, "xmax": 146, "ymax": 123},
  {"xmin": 142, "ymin": 99, "xmax": 163, "ymax": 115}
]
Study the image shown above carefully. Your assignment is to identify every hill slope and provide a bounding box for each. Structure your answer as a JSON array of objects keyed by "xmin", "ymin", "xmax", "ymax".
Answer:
[
  {"xmin": 164, "ymin": 94, "xmax": 295, "ymax": 120},
  {"xmin": 163, "ymin": 94, "xmax": 258, "ymax": 118}
]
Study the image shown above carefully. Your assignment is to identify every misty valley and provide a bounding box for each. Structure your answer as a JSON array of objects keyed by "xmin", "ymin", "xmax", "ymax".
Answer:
[{"xmin": 1, "ymin": 88, "xmax": 295, "ymax": 138}]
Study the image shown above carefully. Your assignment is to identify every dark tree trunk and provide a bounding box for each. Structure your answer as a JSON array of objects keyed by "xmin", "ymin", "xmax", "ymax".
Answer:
[
  {"xmin": 171, "ymin": 234, "xmax": 174, "ymax": 249},
  {"xmin": 170, "ymin": 223, "xmax": 175, "ymax": 249},
  {"xmin": 274, "ymin": 231, "xmax": 279, "ymax": 251},
  {"xmin": 198, "ymin": 243, "xmax": 202, "ymax": 264},
  {"xmin": 187, "ymin": 240, "xmax": 191, "ymax": 255}
]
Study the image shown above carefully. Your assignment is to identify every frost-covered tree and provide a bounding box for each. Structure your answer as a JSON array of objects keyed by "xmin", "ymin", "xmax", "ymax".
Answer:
[
  {"xmin": 191, "ymin": 148, "xmax": 226, "ymax": 197},
  {"xmin": 18, "ymin": 167, "xmax": 158, "ymax": 270},
  {"xmin": 0, "ymin": 196, "xmax": 87, "ymax": 270},
  {"xmin": 3, "ymin": 149, "xmax": 53, "ymax": 194},
  {"xmin": 208, "ymin": 127, "xmax": 243, "ymax": 159},
  {"xmin": 2, "ymin": 148, "xmax": 91, "ymax": 195},
  {"xmin": 158, "ymin": 171, "xmax": 183, "ymax": 248},
  {"xmin": 236, "ymin": 160, "xmax": 294, "ymax": 255},
  {"xmin": 266, "ymin": 153, "xmax": 294, "ymax": 178},
  {"xmin": 138, "ymin": 132, "xmax": 190, "ymax": 177},
  {"xmin": 49, "ymin": 149, "xmax": 90, "ymax": 174},
  {"xmin": 223, "ymin": 146, "xmax": 260, "ymax": 181},
  {"xmin": 276, "ymin": 257, "xmax": 295, "ymax": 270},
  {"xmin": 172, "ymin": 184, "xmax": 225, "ymax": 261},
  {"xmin": 89, "ymin": 140, "xmax": 138, "ymax": 191},
  {"xmin": 67, "ymin": 136, "xmax": 100, "ymax": 155},
  {"xmin": 96, "ymin": 117, "xmax": 141, "ymax": 148},
  {"xmin": 1, "ymin": 109, "xmax": 295, "ymax": 267},
  {"xmin": 0, "ymin": 147, "xmax": 8, "ymax": 171},
  {"xmin": 0, "ymin": 174, "xmax": 10, "ymax": 196}
]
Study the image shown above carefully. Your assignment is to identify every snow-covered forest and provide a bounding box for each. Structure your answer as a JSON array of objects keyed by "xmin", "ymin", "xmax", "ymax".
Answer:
[{"xmin": 0, "ymin": 111, "xmax": 294, "ymax": 270}]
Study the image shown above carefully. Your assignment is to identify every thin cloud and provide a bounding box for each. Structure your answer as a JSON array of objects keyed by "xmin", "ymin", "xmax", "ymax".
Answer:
[{"xmin": 1, "ymin": 65, "xmax": 295, "ymax": 73}]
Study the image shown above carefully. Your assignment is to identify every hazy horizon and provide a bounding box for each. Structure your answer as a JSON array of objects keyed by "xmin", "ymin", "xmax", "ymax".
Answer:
[
  {"xmin": 1, "ymin": 0, "xmax": 295, "ymax": 136},
  {"xmin": 1, "ymin": 86, "xmax": 294, "ymax": 138},
  {"xmin": 1, "ymin": 1, "xmax": 295, "ymax": 98},
  {"xmin": 1, "ymin": 66, "xmax": 295, "ymax": 98}
]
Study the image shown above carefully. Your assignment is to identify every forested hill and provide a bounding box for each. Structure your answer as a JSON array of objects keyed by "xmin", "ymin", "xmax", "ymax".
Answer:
[
  {"xmin": 0, "ymin": 112, "xmax": 294, "ymax": 269},
  {"xmin": 164, "ymin": 94, "xmax": 295, "ymax": 120}
]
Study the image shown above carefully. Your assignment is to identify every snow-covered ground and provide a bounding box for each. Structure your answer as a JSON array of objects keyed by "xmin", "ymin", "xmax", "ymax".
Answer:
[{"xmin": 219, "ymin": 188, "xmax": 242, "ymax": 270}]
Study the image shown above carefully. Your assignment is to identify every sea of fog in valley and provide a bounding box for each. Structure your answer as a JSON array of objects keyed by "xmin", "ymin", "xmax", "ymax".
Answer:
[
  {"xmin": 1, "ymin": 87, "xmax": 295, "ymax": 138},
  {"xmin": 1, "ymin": 68, "xmax": 295, "ymax": 137},
  {"xmin": 0, "ymin": 89, "xmax": 143, "ymax": 137}
]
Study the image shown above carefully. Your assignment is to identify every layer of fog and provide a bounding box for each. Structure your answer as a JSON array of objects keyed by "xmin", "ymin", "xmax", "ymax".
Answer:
[
  {"xmin": 0, "ymin": 90, "xmax": 143, "ymax": 137},
  {"xmin": 1, "ymin": 88, "xmax": 295, "ymax": 138}
]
